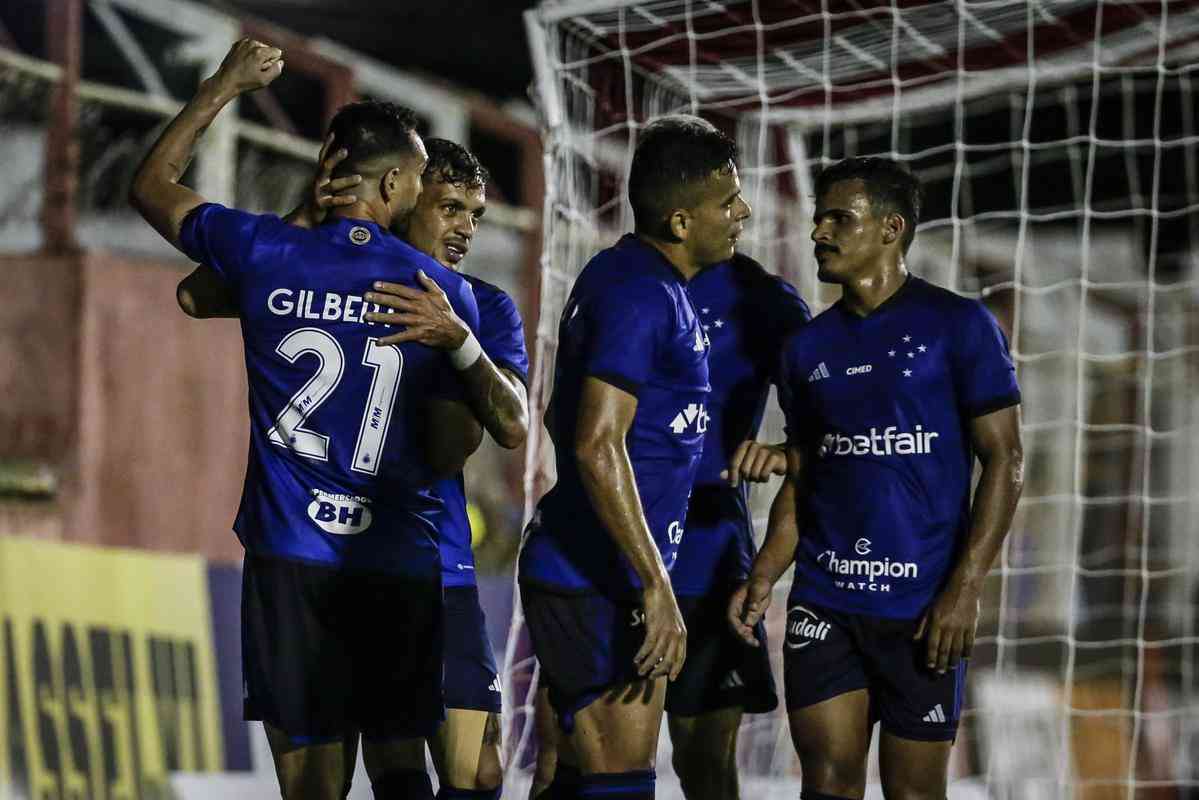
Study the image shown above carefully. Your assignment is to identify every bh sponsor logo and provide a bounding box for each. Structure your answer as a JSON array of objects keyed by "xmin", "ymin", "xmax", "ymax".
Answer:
[
  {"xmin": 785, "ymin": 605, "xmax": 831, "ymax": 650},
  {"xmin": 816, "ymin": 539, "xmax": 918, "ymax": 593},
  {"xmin": 307, "ymin": 489, "xmax": 373, "ymax": 534},
  {"xmin": 818, "ymin": 425, "xmax": 939, "ymax": 458}
]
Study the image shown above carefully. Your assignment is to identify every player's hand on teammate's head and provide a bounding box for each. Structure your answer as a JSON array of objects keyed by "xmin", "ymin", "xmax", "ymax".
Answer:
[
  {"xmin": 722, "ymin": 440, "xmax": 788, "ymax": 487},
  {"xmin": 727, "ymin": 577, "xmax": 772, "ymax": 647},
  {"xmin": 310, "ymin": 134, "xmax": 361, "ymax": 220},
  {"xmin": 364, "ymin": 270, "xmax": 470, "ymax": 349},
  {"xmin": 634, "ymin": 581, "xmax": 687, "ymax": 681},
  {"xmin": 212, "ymin": 38, "xmax": 284, "ymax": 95}
]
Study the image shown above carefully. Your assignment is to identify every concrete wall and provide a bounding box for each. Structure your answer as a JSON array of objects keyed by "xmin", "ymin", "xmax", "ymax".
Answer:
[{"xmin": 0, "ymin": 250, "xmax": 248, "ymax": 562}]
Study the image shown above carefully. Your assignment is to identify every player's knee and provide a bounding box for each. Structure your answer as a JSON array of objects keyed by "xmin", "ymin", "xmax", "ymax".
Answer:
[
  {"xmin": 798, "ymin": 756, "xmax": 866, "ymax": 799},
  {"xmin": 670, "ymin": 735, "xmax": 736, "ymax": 796},
  {"xmin": 879, "ymin": 777, "xmax": 947, "ymax": 800}
]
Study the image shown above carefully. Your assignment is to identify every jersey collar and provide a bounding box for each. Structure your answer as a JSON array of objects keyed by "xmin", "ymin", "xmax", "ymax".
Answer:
[
  {"xmin": 619, "ymin": 233, "xmax": 692, "ymax": 284},
  {"xmin": 837, "ymin": 274, "xmax": 919, "ymax": 320}
]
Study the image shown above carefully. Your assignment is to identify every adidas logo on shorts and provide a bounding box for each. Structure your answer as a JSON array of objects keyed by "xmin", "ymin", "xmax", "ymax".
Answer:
[
  {"xmin": 720, "ymin": 670, "xmax": 744, "ymax": 690},
  {"xmin": 922, "ymin": 704, "xmax": 947, "ymax": 724},
  {"xmin": 488, "ymin": 675, "xmax": 502, "ymax": 693}
]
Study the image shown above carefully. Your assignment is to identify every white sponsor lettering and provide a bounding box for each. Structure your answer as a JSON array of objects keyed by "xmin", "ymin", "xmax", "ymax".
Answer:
[
  {"xmin": 667, "ymin": 520, "xmax": 684, "ymax": 545},
  {"xmin": 785, "ymin": 605, "xmax": 831, "ymax": 650},
  {"xmin": 669, "ymin": 403, "xmax": 709, "ymax": 435},
  {"xmin": 306, "ymin": 489, "xmax": 373, "ymax": 535},
  {"xmin": 818, "ymin": 550, "xmax": 919, "ymax": 580},
  {"xmin": 845, "ymin": 364, "xmax": 872, "ymax": 375},
  {"xmin": 824, "ymin": 425, "xmax": 940, "ymax": 457}
]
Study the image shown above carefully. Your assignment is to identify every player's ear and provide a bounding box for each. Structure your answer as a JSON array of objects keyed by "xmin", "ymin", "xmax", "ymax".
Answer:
[
  {"xmin": 667, "ymin": 209, "xmax": 690, "ymax": 241},
  {"xmin": 882, "ymin": 212, "xmax": 905, "ymax": 247},
  {"xmin": 380, "ymin": 166, "xmax": 401, "ymax": 204}
]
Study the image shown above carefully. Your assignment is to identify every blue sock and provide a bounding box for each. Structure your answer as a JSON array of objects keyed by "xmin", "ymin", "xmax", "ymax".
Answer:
[
  {"xmin": 371, "ymin": 768, "xmax": 433, "ymax": 799},
  {"xmin": 542, "ymin": 762, "xmax": 582, "ymax": 799},
  {"xmin": 801, "ymin": 792, "xmax": 856, "ymax": 800},
  {"xmin": 436, "ymin": 786, "xmax": 501, "ymax": 799},
  {"xmin": 578, "ymin": 769, "xmax": 655, "ymax": 799}
]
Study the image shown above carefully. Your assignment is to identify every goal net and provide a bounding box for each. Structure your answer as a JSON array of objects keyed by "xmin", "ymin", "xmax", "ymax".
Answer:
[{"xmin": 508, "ymin": 1, "xmax": 1199, "ymax": 797}]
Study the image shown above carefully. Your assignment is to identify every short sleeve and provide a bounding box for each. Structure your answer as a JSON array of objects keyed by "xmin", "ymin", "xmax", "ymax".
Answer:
[
  {"xmin": 178, "ymin": 203, "xmax": 279, "ymax": 290},
  {"xmin": 477, "ymin": 287, "xmax": 530, "ymax": 386},
  {"xmin": 760, "ymin": 276, "xmax": 812, "ymax": 372},
  {"xmin": 583, "ymin": 281, "xmax": 670, "ymax": 396},
  {"xmin": 777, "ymin": 333, "xmax": 817, "ymax": 448},
  {"xmin": 951, "ymin": 301, "xmax": 1021, "ymax": 418}
]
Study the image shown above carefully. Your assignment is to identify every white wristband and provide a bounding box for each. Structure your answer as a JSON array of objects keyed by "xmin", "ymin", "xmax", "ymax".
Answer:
[{"xmin": 449, "ymin": 330, "xmax": 483, "ymax": 370}]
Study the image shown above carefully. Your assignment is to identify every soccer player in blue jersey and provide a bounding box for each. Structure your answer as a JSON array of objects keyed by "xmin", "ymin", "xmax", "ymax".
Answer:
[
  {"xmin": 729, "ymin": 157, "xmax": 1025, "ymax": 800},
  {"xmin": 520, "ymin": 115, "xmax": 751, "ymax": 800},
  {"xmin": 130, "ymin": 40, "xmax": 485, "ymax": 800},
  {"xmin": 359, "ymin": 139, "xmax": 529, "ymax": 799},
  {"xmin": 659, "ymin": 253, "xmax": 808, "ymax": 799}
]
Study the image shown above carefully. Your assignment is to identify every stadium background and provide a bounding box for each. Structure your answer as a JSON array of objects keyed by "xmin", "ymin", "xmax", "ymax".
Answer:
[{"xmin": 0, "ymin": 1, "xmax": 1196, "ymax": 797}]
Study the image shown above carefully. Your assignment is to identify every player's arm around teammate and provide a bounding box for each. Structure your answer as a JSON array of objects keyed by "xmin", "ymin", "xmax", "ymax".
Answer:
[{"xmin": 363, "ymin": 274, "xmax": 528, "ymax": 449}]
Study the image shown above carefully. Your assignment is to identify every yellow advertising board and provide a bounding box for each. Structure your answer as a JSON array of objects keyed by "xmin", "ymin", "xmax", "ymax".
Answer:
[{"xmin": 0, "ymin": 537, "xmax": 224, "ymax": 799}]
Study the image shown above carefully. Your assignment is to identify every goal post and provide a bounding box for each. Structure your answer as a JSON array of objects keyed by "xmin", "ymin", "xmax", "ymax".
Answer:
[{"xmin": 509, "ymin": 2, "xmax": 1199, "ymax": 797}]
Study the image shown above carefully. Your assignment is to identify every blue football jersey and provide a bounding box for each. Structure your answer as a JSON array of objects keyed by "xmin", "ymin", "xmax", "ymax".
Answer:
[
  {"xmin": 436, "ymin": 275, "xmax": 529, "ymax": 587},
  {"xmin": 520, "ymin": 235, "xmax": 710, "ymax": 596},
  {"xmin": 670, "ymin": 255, "xmax": 810, "ymax": 595},
  {"xmin": 179, "ymin": 206, "xmax": 481, "ymax": 578},
  {"xmin": 778, "ymin": 276, "xmax": 1020, "ymax": 618}
]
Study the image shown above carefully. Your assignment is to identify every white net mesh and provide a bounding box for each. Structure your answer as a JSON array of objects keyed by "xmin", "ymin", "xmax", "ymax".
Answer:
[{"xmin": 508, "ymin": 1, "xmax": 1199, "ymax": 797}]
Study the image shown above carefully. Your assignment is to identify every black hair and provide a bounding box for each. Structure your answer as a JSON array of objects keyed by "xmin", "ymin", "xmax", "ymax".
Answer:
[
  {"xmin": 326, "ymin": 101, "xmax": 421, "ymax": 176},
  {"xmin": 423, "ymin": 138, "xmax": 489, "ymax": 190},
  {"xmin": 814, "ymin": 157, "xmax": 924, "ymax": 253},
  {"xmin": 628, "ymin": 115, "xmax": 739, "ymax": 239}
]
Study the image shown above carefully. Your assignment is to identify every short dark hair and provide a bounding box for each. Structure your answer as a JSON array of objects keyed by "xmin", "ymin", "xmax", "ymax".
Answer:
[
  {"xmin": 628, "ymin": 115, "xmax": 739, "ymax": 239},
  {"xmin": 326, "ymin": 101, "xmax": 421, "ymax": 176},
  {"xmin": 814, "ymin": 157, "xmax": 924, "ymax": 253},
  {"xmin": 423, "ymin": 138, "xmax": 489, "ymax": 190}
]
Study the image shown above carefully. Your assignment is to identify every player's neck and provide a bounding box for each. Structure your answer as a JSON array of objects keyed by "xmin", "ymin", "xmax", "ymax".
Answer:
[
  {"xmin": 329, "ymin": 202, "xmax": 389, "ymax": 228},
  {"xmin": 841, "ymin": 260, "xmax": 909, "ymax": 317},
  {"xmin": 635, "ymin": 234, "xmax": 704, "ymax": 281}
]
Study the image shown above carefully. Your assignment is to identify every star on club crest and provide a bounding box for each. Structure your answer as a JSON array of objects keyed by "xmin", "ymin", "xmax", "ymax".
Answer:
[{"xmin": 892, "ymin": 333, "xmax": 929, "ymax": 378}]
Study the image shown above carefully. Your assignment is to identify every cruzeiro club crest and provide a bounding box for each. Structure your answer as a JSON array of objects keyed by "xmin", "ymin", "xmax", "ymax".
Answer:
[{"xmin": 348, "ymin": 225, "xmax": 372, "ymax": 245}]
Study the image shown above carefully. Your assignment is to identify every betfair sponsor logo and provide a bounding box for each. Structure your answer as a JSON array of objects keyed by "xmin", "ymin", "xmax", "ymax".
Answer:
[{"xmin": 820, "ymin": 425, "xmax": 939, "ymax": 458}]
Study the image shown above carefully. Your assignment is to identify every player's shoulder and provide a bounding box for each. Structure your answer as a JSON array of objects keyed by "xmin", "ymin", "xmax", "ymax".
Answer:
[
  {"xmin": 460, "ymin": 273, "xmax": 520, "ymax": 317},
  {"xmin": 578, "ymin": 235, "xmax": 682, "ymax": 305},
  {"xmin": 188, "ymin": 202, "xmax": 291, "ymax": 242},
  {"xmin": 907, "ymin": 276, "xmax": 999, "ymax": 333},
  {"xmin": 906, "ymin": 275, "xmax": 978, "ymax": 313}
]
